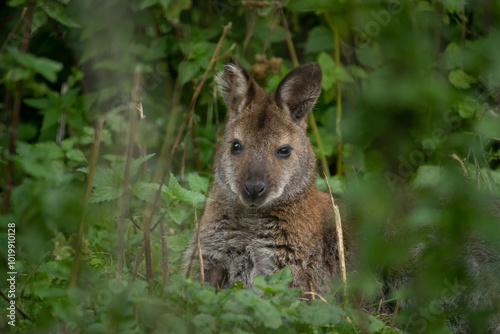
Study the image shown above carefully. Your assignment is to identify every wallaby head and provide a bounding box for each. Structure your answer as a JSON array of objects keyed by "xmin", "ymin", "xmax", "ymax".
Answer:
[{"xmin": 215, "ymin": 62, "xmax": 322, "ymax": 207}]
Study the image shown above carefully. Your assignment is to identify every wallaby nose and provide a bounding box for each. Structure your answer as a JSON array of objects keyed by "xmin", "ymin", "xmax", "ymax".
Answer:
[{"xmin": 243, "ymin": 179, "xmax": 267, "ymax": 201}]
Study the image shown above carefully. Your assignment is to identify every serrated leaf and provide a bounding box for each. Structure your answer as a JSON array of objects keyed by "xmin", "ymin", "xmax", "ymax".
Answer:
[
  {"xmin": 297, "ymin": 300, "xmax": 343, "ymax": 326},
  {"xmin": 254, "ymin": 267, "xmax": 291, "ymax": 294},
  {"xmin": 14, "ymin": 53, "xmax": 63, "ymax": 83},
  {"xmin": 444, "ymin": 42, "xmax": 461, "ymax": 70},
  {"xmin": 305, "ymin": 26, "xmax": 334, "ymax": 54},
  {"xmin": 449, "ymin": 69, "xmax": 477, "ymax": 89},
  {"xmin": 167, "ymin": 172, "xmax": 205, "ymax": 204},
  {"xmin": 187, "ymin": 173, "xmax": 209, "ymax": 194},
  {"xmin": 130, "ymin": 153, "xmax": 156, "ymax": 176},
  {"xmin": 66, "ymin": 149, "xmax": 87, "ymax": 163},
  {"xmin": 413, "ymin": 165, "xmax": 443, "ymax": 189},
  {"xmin": 178, "ymin": 60, "xmax": 199, "ymax": 85},
  {"xmin": 24, "ymin": 97, "xmax": 55, "ymax": 110},
  {"xmin": 43, "ymin": 2, "xmax": 81, "ymax": 28},
  {"xmin": 132, "ymin": 182, "xmax": 160, "ymax": 203},
  {"xmin": 166, "ymin": 205, "xmax": 185, "ymax": 225}
]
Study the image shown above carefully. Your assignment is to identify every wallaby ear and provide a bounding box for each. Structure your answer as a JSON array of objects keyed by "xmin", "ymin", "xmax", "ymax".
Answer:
[
  {"xmin": 216, "ymin": 62, "xmax": 255, "ymax": 114},
  {"xmin": 275, "ymin": 62, "xmax": 322, "ymax": 122}
]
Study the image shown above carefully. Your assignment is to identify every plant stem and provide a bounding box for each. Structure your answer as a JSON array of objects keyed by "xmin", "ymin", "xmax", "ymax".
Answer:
[
  {"xmin": 281, "ymin": 8, "xmax": 330, "ymax": 176},
  {"xmin": 69, "ymin": 117, "xmax": 104, "ymax": 287},
  {"xmin": 1, "ymin": 5, "xmax": 33, "ymax": 215}
]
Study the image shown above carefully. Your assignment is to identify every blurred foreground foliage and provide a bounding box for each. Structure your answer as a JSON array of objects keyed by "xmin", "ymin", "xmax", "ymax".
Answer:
[{"xmin": 0, "ymin": 0, "xmax": 499, "ymax": 333}]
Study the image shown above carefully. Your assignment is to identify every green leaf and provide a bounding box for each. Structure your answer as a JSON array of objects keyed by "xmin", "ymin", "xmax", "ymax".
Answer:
[
  {"xmin": 178, "ymin": 60, "xmax": 200, "ymax": 86},
  {"xmin": 132, "ymin": 182, "xmax": 160, "ymax": 203},
  {"xmin": 166, "ymin": 205, "xmax": 185, "ymax": 225},
  {"xmin": 43, "ymin": 2, "xmax": 81, "ymax": 28},
  {"xmin": 449, "ymin": 69, "xmax": 477, "ymax": 89},
  {"xmin": 192, "ymin": 314, "xmax": 216, "ymax": 333},
  {"xmin": 297, "ymin": 300, "xmax": 343, "ymax": 326},
  {"xmin": 166, "ymin": 172, "xmax": 205, "ymax": 204},
  {"xmin": 66, "ymin": 149, "xmax": 87, "ymax": 163},
  {"xmin": 456, "ymin": 97, "xmax": 480, "ymax": 119},
  {"xmin": 254, "ymin": 267, "xmax": 292, "ymax": 294},
  {"xmin": 413, "ymin": 165, "xmax": 443, "ymax": 189},
  {"xmin": 14, "ymin": 53, "xmax": 63, "ymax": 83},
  {"xmin": 444, "ymin": 42, "xmax": 461, "ymax": 70},
  {"xmin": 187, "ymin": 173, "xmax": 209, "ymax": 194},
  {"xmin": 305, "ymin": 26, "xmax": 334, "ymax": 54}
]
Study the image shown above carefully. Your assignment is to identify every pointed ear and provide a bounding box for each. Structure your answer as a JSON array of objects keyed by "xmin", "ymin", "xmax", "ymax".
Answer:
[
  {"xmin": 275, "ymin": 62, "xmax": 322, "ymax": 122},
  {"xmin": 216, "ymin": 63, "xmax": 256, "ymax": 114}
]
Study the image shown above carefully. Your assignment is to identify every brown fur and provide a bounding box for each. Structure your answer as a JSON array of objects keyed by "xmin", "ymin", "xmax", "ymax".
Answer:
[{"xmin": 183, "ymin": 63, "xmax": 350, "ymax": 292}]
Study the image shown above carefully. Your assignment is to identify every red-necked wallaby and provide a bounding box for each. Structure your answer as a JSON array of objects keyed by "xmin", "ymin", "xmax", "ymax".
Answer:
[{"xmin": 183, "ymin": 62, "xmax": 350, "ymax": 292}]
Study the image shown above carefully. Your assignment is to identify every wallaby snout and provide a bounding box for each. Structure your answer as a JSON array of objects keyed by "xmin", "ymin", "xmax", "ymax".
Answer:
[{"xmin": 243, "ymin": 178, "xmax": 267, "ymax": 205}]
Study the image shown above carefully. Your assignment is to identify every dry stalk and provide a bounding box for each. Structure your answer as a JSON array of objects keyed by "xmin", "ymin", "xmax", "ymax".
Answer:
[
  {"xmin": 194, "ymin": 205, "xmax": 205, "ymax": 283},
  {"xmin": 116, "ymin": 67, "xmax": 142, "ymax": 281},
  {"xmin": 450, "ymin": 153, "xmax": 468, "ymax": 177},
  {"xmin": 0, "ymin": 290, "xmax": 33, "ymax": 321},
  {"xmin": 301, "ymin": 292, "xmax": 329, "ymax": 305},
  {"xmin": 1, "ymin": 5, "xmax": 33, "ymax": 215},
  {"xmin": 141, "ymin": 22, "xmax": 232, "ymax": 283},
  {"xmin": 391, "ymin": 298, "xmax": 401, "ymax": 327},
  {"xmin": 69, "ymin": 117, "xmax": 104, "ymax": 287},
  {"xmin": 160, "ymin": 219, "xmax": 169, "ymax": 283},
  {"xmin": 308, "ymin": 280, "xmax": 315, "ymax": 300},
  {"xmin": 280, "ymin": 8, "xmax": 330, "ymax": 176},
  {"xmin": 324, "ymin": 12, "xmax": 343, "ymax": 176},
  {"xmin": 0, "ymin": 7, "xmax": 28, "ymax": 56},
  {"xmin": 323, "ymin": 173, "xmax": 347, "ymax": 297}
]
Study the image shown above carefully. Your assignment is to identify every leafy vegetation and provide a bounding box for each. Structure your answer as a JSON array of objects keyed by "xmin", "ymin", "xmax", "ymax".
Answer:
[{"xmin": 1, "ymin": 0, "xmax": 499, "ymax": 333}]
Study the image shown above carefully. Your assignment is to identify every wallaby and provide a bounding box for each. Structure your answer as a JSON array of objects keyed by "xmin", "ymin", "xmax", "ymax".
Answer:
[
  {"xmin": 182, "ymin": 62, "xmax": 500, "ymax": 333},
  {"xmin": 183, "ymin": 62, "xmax": 350, "ymax": 293}
]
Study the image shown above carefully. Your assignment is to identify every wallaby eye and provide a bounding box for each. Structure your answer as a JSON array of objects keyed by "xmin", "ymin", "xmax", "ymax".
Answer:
[
  {"xmin": 276, "ymin": 145, "xmax": 293, "ymax": 158},
  {"xmin": 229, "ymin": 139, "xmax": 244, "ymax": 154}
]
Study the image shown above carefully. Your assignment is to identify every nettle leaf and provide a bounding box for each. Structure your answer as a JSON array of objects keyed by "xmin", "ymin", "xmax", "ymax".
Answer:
[
  {"xmin": 456, "ymin": 96, "xmax": 481, "ymax": 119},
  {"xmin": 132, "ymin": 182, "xmax": 160, "ymax": 203},
  {"xmin": 66, "ymin": 149, "xmax": 87, "ymax": 163},
  {"xmin": 187, "ymin": 173, "xmax": 209, "ymax": 194},
  {"xmin": 449, "ymin": 69, "xmax": 477, "ymax": 89},
  {"xmin": 297, "ymin": 300, "xmax": 344, "ymax": 326},
  {"xmin": 444, "ymin": 42, "xmax": 461, "ymax": 70},
  {"xmin": 130, "ymin": 153, "xmax": 156, "ymax": 176},
  {"xmin": 178, "ymin": 60, "xmax": 200, "ymax": 86},
  {"xmin": 254, "ymin": 267, "xmax": 292, "ymax": 294},
  {"xmin": 42, "ymin": 2, "xmax": 81, "ymax": 28},
  {"xmin": 317, "ymin": 52, "xmax": 353, "ymax": 92},
  {"xmin": 14, "ymin": 52, "xmax": 63, "ymax": 83},
  {"xmin": 166, "ymin": 205, "xmax": 185, "ymax": 225},
  {"xmin": 234, "ymin": 290, "xmax": 283, "ymax": 329},
  {"xmin": 305, "ymin": 26, "xmax": 334, "ymax": 54},
  {"xmin": 412, "ymin": 165, "xmax": 443, "ymax": 189},
  {"xmin": 165, "ymin": 172, "xmax": 205, "ymax": 204},
  {"xmin": 90, "ymin": 167, "xmax": 122, "ymax": 203}
]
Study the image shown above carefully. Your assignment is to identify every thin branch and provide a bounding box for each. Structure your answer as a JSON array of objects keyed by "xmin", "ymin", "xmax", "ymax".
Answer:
[
  {"xmin": 160, "ymin": 218, "xmax": 169, "ymax": 283},
  {"xmin": 323, "ymin": 172, "xmax": 347, "ymax": 297},
  {"xmin": 325, "ymin": 12, "xmax": 343, "ymax": 176},
  {"xmin": 1, "ymin": 5, "xmax": 33, "ymax": 215},
  {"xmin": 117, "ymin": 67, "xmax": 142, "ymax": 281},
  {"xmin": 193, "ymin": 205, "xmax": 204, "ymax": 283},
  {"xmin": 450, "ymin": 153, "xmax": 468, "ymax": 178},
  {"xmin": 281, "ymin": 8, "xmax": 330, "ymax": 176},
  {"xmin": 20, "ymin": 251, "xmax": 50, "ymax": 305},
  {"xmin": 0, "ymin": 7, "xmax": 28, "ymax": 56},
  {"xmin": 0, "ymin": 290, "xmax": 33, "ymax": 321},
  {"xmin": 141, "ymin": 23, "xmax": 232, "ymax": 284},
  {"xmin": 69, "ymin": 117, "xmax": 104, "ymax": 287}
]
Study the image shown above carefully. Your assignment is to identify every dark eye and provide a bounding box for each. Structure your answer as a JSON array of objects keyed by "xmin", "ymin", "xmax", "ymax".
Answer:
[
  {"xmin": 230, "ymin": 139, "xmax": 244, "ymax": 154},
  {"xmin": 276, "ymin": 145, "xmax": 292, "ymax": 158}
]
